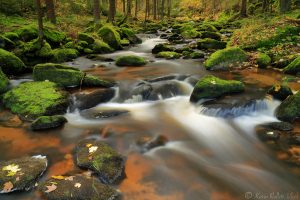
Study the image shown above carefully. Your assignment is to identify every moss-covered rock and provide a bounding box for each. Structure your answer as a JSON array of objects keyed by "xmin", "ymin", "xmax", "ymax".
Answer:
[
  {"xmin": 0, "ymin": 155, "xmax": 47, "ymax": 193},
  {"xmin": 3, "ymin": 81, "xmax": 69, "ymax": 119},
  {"xmin": 276, "ymin": 92, "xmax": 300, "ymax": 122},
  {"xmin": 51, "ymin": 48, "xmax": 79, "ymax": 63},
  {"xmin": 267, "ymin": 84, "xmax": 293, "ymax": 101},
  {"xmin": 98, "ymin": 25, "xmax": 122, "ymax": 50},
  {"xmin": 199, "ymin": 31, "xmax": 222, "ymax": 40},
  {"xmin": 115, "ymin": 55, "xmax": 147, "ymax": 66},
  {"xmin": 120, "ymin": 27, "xmax": 142, "ymax": 44},
  {"xmin": 31, "ymin": 115, "xmax": 67, "ymax": 131},
  {"xmin": 78, "ymin": 41, "xmax": 89, "ymax": 49},
  {"xmin": 0, "ymin": 35, "xmax": 15, "ymax": 50},
  {"xmin": 0, "ymin": 48, "xmax": 26, "ymax": 75},
  {"xmin": 190, "ymin": 75, "xmax": 245, "ymax": 102},
  {"xmin": 14, "ymin": 25, "xmax": 38, "ymax": 42},
  {"xmin": 39, "ymin": 175, "xmax": 119, "ymax": 200},
  {"xmin": 44, "ymin": 29, "xmax": 66, "ymax": 46},
  {"xmin": 120, "ymin": 39, "xmax": 130, "ymax": 46},
  {"xmin": 152, "ymin": 44, "xmax": 174, "ymax": 54},
  {"xmin": 283, "ymin": 57, "xmax": 300, "ymax": 75},
  {"xmin": 197, "ymin": 24, "xmax": 218, "ymax": 32},
  {"xmin": 75, "ymin": 139, "xmax": 125, "ymax": 184},
  {"xmin": 83, "ymin": 75, "xmax": 114, "ymax": 88},
  {"xmin": 78, "ymin": 32, "xmax": 95, "ymax": 44},
  {"xmin": 181, "ymin": 29, "xmax": 199, "ymax": 39},
  {"xmin": 204, "ymin": 47, "xmax": 247, "ymax": 70},
  {"xmin": 256, "ymin": 53, "xmax": 271, "ymax": 68},
  {"xmin": 183, "ymin": 51, "xmax": 205, "ymax": 59},
  {"xmin": 33, "ymin": 63, "xmax": 84, "ymax": 87},
  {"xmin": 3, "ymin": 32, "xmax": 19, "ymax": 41},
  {"xmin": 155, "ymin": 51, "xmax": 181, "ymax": 59},
  {"xmin": 0, "ymin": 68, "xmax": 9, "ymax": 93},
  {"xmin": 92, "ymin": 39, "xmax": 113, "ymax": 54},
  {"xmin": 197, "ymin": 38, "xmax": 226, "ymax": 50}
]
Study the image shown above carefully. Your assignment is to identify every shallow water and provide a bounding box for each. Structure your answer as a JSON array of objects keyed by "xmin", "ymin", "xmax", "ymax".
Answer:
[{"xmin": 1, "ymin": 35, "xmax": 300, "ymax": 200}]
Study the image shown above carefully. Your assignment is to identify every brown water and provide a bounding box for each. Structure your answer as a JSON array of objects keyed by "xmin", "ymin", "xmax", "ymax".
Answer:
[{"xmin": 1, "ymin": 35, "xmax": 300, "ymax": 200}]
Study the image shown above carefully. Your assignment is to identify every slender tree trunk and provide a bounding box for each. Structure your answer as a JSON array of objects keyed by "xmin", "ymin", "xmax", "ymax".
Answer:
[
  {"xmin": 45, "ymin": 0, "xmax": 56, "ymax": 24},
  {"xmin": 240, "ymin": 0, "xmax": 247, "ymax": 17},
  {"xmin": 145, "ymin": 0, "xmax": 149, "ymax": 22},
  {"xmin": 127, "ymin": 0, "xmax": 132, "ymax": 17},
  {"xmin": 109, "ymin": 0, "xmax": 116, "ymax": 22},
  {"xmin": 147, "ymin": 0, "xmax": 150, "ymax": 18},
  {"xmin": 279, "ymin": 0, "xmax": 291, "ymax": 13},
  {"xmin": 36, "ymin": 0, "xmax": 44, "ymax": 45},
  {"xmin": 153, "ymin": 0, "xmax": 157, "ymax": 19},
  {"xmin": 167, "ymin": 0, "xmax": 171, "ymax": 18},
  {"xmin": 161, "ymin": 0, "xmax": 165, "ymax": 19},
  {"xmin": 94, "ymin": 0, "xmax": 101, "ymax": 24},
  {"xmin": 135, "ymin": 0, "xmax": 138, "ymax": 18},
  {"xmin": 122, "ymin": 0, "xmax": 126, "ymax": 13}
]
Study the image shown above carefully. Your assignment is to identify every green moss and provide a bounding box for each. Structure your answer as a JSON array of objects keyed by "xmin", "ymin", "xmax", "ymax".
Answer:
[
  {"xmin": 197, "ymin": 38, "xmax": 226, "ymax": 50},
  {"xmin": 276, "ymin": 92, "xmax": 300, "ymax": 122},
  {"xmin": 152, "ymin": 44, "xmax": 174, "ymax": 54},
  {"xmin": 120, "ymin": 27, "xmax": 142, "ymax": 44},
  {"xmin": 181, "ymin": 29, "xmax": 199, "ymax": 39},
  {"xmin": 64, "ymin": 41, "xmax": 75, "ymax": 49},
  {"xmin": 120, "ymin": 39, "xmax": 130, "ymax": 46},
  {"xmin": 283, "ymin": 57, "xmax": 300, "ymax": 75},
  {"xmin": 38, "ymin": 42, "xmax": 53, "ymax": 58},
  {"xmin": 31, "ymin": 115, "xmax": 67, "ymax": 131},
  {"xmin": 267, "ymin": 84, "xmax": 293, "ymax": 101},
  {"xmin": 3, "ymin": 81, "xmax": 69, "ymax": 119},
  {"xmin": 14, "ymin": 25, "xmax": 38, "ymax": 42},
  {"xmin": 0, "ymin": 68, "xmax": 9, "ymax": 93},
  {"xmin": 78, "ymin": 32, "xmax": 95, "ymax": 44},
  {"xmin": 92, "ymin": 39, "xmax": 113, "ymax": 54},
  {"xmin": 155, "ymin": 51, "xmax": 181, "ymax": 59},
  {"xmin": 0, "ymin": 48, "xmax": 26, "ymax": 75},
  {"xmin": 256, "ymin": 53, "xmax": 271, "ymax": 68},
  {"xmin": 83, "ymin": 48, "xmax": 93, "ymax": 54},
  {"xmin": 198, "ymin": 24, "xmax": 218, "ymax": 32},
  {"xmin": 199, "ymin": 31, "xmax": 222, "ymax": 40},
  {"xmin": 78, "ymin": 41, "xmax": 89, "ymax": 48},
  {"xmin": 115, "ymin": 55, "xmax": 147, "ymax": 66},
  {"xmin": 97, "ymin": 25, "xmax": 122, "ymax": 50},
  {"xmin": 44, "ymin": 29, "xmax": 66, "ymax": 46},
  {"xmin": 51, "ymin": 48, "xmax": 79, "ymax": 63},
  {"xmin": 33, "ymin": 63, "xmax": 84, "ymax": 87},
  {"xmin": 204, "ymin": 47, "xmax": 247, "ymax": 70},
  {"xmin": 3, "ymin": 32, "xmax": 19, "ymax": 41},
  {"xmin": 190, "ymin": 51, "xmax": 205, "ymax": 59},
  {"xmin": 83, "ymin": 75, "xmax": 114, "ymax": 88},
  {"xmin": 190, "ymin": 75, "xmax": 245, "ymax": 102},
  {"xmin": 0, "ymin": 35, "xmax": 15, "ymax": 49}
]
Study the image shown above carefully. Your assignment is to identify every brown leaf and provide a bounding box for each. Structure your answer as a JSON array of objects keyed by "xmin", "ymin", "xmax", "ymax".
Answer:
[
  {"xmin": 74, "ymin": 183, "xmax": 81, "ymax": 188},
  {"xmin": 3, "ymin": 182, "xmax": 13, "ymax": 193},
  {"xmin": 45, "ymin": 184, "xmax": 57, "ymax": 193}
]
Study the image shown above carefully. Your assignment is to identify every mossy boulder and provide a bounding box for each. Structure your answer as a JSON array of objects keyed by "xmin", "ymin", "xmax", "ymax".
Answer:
[
  {"xmin": 198, "ymin": 24, "xmax": 218, "ymax": 32},
  {"xmin": 256, "ymin": 53, "xmax": 271, "ymax": 68},
  {"xmin": 152, "ymin": 44, "xmax": 174, "ymax": 54},
  {"xmin": 3, "ymin": 32, "xmax": 19, "ymax": 41},
  {"xmin": 51, "ymin": 48, "xmax": 79, "ymax": 63},
  {"xmin": 0, "ymin": 35, "xmax": 15, "ymax": 50},
  {"xmin": 199, "ymin": 31, "xmax": 222, "ymax": 40},
  {"xmin": 3, "ymin": 81, "xmax": 69, "ymax": 119},
  {"xmin": 190, "ymin": 75, "xmax": 245, "ymax": 102},
  {"xmin": 92, "ymin": 39, "xmax": 114, "ymax": 54},
  {"xmin": 75, "ymin": 139, "xmax": 125, "ymax": 184},
  {"xmin": 14, "ymin": 25, "xmax": 38, "ymax": 42},
  {"xmin": 204, "ymin": 47, "xmax": 247, "ymax": 71},
  {"xmin": 33, "ymin": 63, "xmax": 84, "ymax": 87},
  {"xmin": 120, "ymin": 27, "xmax": 142, "ymax": 44},
  {"xmin": 267, "ymin": 84, "xmax": 293, "ymax": 101},
  {"xmin": 78, "ymin": 32, "xmax": 95, "ymax": 44},
  {"xmin": 39, "ymin": 175, "xmax": 119, "ymax": 200},
  {"xmin": 44, "ymin": 29, "xmax": 66, "ymax": 46},
  {"xmin": 183, "ymin": 51, "xmax": 205, "ymax": 59},
  {"xmin": 31, "ymin": 115, "xmax": 67, "ymax": 131},
  {"xmin": 98, "ymin": 25, "xmax": 122, "ymax": 50},
  {"xmin": 155, "ymin": 51, "xmax": 181, "ymax": 59},
  {"xmin": 120, "ymin": 39, "xmax": 130, "ymax": 46},
  {"xmin": 116, "ymin": 55, "xmax": 147, "ymax": 66},
  {"xmin": 0, "ymin": 48, "xmax": 26, "ymax": 75},
  {"xmin": 283, "ymin": 57, "xmax": 300, "ymax": 75},
  {"xmin": 0, "ymin": 68, "xmax": 9, "ymax": 93},
  {"xmin": 276, "ymin": 92, "xmax": 300, "ymax": 122},
  {"xmin": 83, "ymin": 75, "xmax": 114, "ymax": 88},
  {"xmin": 197, "ymin": 38, "xmax": 226, "ymax": 50},
  {"xmin": 181, "ymin": 29, "xmax": 199, "ymax": 39},
  {"xmin": 0, "ymin": 155, "xmax": 47, "ymax": 193}
]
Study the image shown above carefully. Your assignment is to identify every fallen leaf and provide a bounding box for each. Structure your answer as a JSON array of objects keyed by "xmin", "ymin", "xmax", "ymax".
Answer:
[
  {"xmin": 45, "ymin": 184, "xmax": 57, "ymax": 193},
  {"xmin": 86, "ymin": 143, "xmax": 92, "ymax": 148},
  {"xmin": 274, "ymin": 84, "xmax": 281, "ymax": 92},
  {"xmin": 52, "ymin": 175, "xmax": 65, "ymax": 180},
  {"xmin": 3, "ymin": 182, "xmax": 13, "ymax": 192},
  {"xmin": 64, "ymin": 176, "xmax": 75, "ymax": 181},
  {"xmin": 2, "ymin": 164, "xmax": 21, "ymax": 177},
  {"xmin": 89, "ymin": 146, "xmax": 98, "ymax": 153},
  {"xmin": 74, "ymin": 183, "xmax": 81, "ymax": 188}
]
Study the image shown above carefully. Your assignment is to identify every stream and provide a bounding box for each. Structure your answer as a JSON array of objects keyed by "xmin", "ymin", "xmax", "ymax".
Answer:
[{"xmin": 0, "ymin": 34, "xmax": 300, "ymax": 200}]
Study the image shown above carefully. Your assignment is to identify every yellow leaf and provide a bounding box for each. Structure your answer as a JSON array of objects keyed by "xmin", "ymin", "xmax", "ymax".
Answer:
[
  {"xmin": 86, "ymin": 143, "xmax": 92, "ymax": 148},
  {"xmin": 274, "ymin": 84, "xmax": 281, "ymax": 92},
  {"xmin": 3, "ymin": 182, "xmax": 13, "ymax": 193},
  {"xmin": 52, "ymin": 175, "xmax": 65, "ymax": 180}
]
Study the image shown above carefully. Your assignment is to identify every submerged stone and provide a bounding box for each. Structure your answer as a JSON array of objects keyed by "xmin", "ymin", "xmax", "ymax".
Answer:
[
  {"xmin": 137, "ymin": 135, "xmax": 168, "ymax": 153},
  {"xmin": 0, "ymin": 155, "xmax": 47, "ymax": 193},
  {"xmin": 80, "ymin": 109, "xmax": 129, "ymax": 120},
  {"xmin": 31, "ymin": 115, "xmax": 67, "ymax": 131},
  {"xmin": 75, "ymin": 139, "xmax": 125, "ymax": 184}
]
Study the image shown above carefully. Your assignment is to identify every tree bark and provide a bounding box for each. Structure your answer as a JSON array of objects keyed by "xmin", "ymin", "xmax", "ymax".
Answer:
[
  {"xmin": 45, "ymin": 0, "xmax": 56, "ymax": 24},
  {"xmin": 167, "ymin": 0, "xmax": 171, "ymax": 18},
  {"xmin": 94, "ymin": 0, "xmax": 101, "ymax": 24},
  {"xmin": 122, "ymin": 0, "xmax": 126, "ymax": 13},
  {"xmin": 240, "ymin": 0, "xmax": 247, "ymax": 17},
  {"xmin": 161, "ymin": 0, "xmax": 165, "ymax": 19},
  {"xmin": 36, "ymin": 0, "xmax": 44, "ymax": 45},
  {"xmin": 153, "ymin": 0, "xmax": 157, "ymax": 19},
  {"xmin": 127, "ymin": 0, "xmax": 132, "ymax": 17},
  {"xmin": 109, "ymin": 0, "xmax": 116, "ymax": 22},
  {"xmin": 135, "ymin": 0, "xmax": 138, "ymax": 18},
  {"xmin": 279, "ymin": 0, "xmax": 291, "ymax": 13}
]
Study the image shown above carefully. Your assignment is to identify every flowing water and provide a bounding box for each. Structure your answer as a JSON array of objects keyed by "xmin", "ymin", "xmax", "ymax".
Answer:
[{"xmin": 0, "ymin": 35, "xmax": 300, "ymax": 200}]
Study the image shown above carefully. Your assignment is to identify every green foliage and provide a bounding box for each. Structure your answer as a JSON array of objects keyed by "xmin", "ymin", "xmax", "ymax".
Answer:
[
  {"xmin": 0, "ymin": 48, "xmax": 26, "ymax": 75},
  {"xmin": 51, "ymin": 48, "xmax": 79, "ymax": 63},
  {"xmin": 3, "ymin": 32, "xmax": 19, "ymax": 41},
  {"xmin": 0, "ymin": 0, "xmax": 35, "ymax": 15},
  {"xmin": 190, "ymin": 75, "xmax": 245, "ymax": 102},
  {"xmin": 283, "ymin": 57, "xmax": 300, "ymax": 75},
  {"xmin": 44, "ymin": 29, "xmax": 67, "ymax": 46},
  {"xmin": 197, "ymin": 38, "xmax": 226, "ymax": 50},
  {"xmin": 155, "ymin": 51, "xmax": 181, "ymax": 59},
  {"xmin": 97, "ymin": 25, "xmax": 122, "ymax": 50},
  {"xmin": 0, "ymin": 35, "xmax": 15, "ymax": 50},
  {"xmin": 256, "ymin": 53, "xmax": 271, "ymax": 68},
  {"xmin": 116, "ymin": 55, "xmax": 148, "ymax": 66},
  {"xmin": 14, "ymin": 25, "xmax": 38, "ymax": 42},
  {"xmin": 204, "ymin": 47, "xmax": 247, "ymax": 70},
  {"xmin": 0, "ymin": 68, "xmax": 9, "ymax": 93}
]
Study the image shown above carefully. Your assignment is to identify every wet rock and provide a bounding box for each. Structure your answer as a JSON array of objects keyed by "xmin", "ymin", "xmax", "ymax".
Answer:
[
  {"xmin": 0, "ymin": 111, "xmax": 23, "ymax": 127},
  {"xmin": 31, "ymin": 115, "xmax": 67, "ymax": 131},
  {"xmin": 39, "ymin": 175, "xmax": 120, "ymax": 200},
  {"xmin": 86, "ymin": 54, "xmax": 114, "ymax": 62},
  {"xmin": 256, "ymin": 127, "xmax": 280, "ymax": 141},
  {"xmin": 160, "ymin": 33, "xmax": 169, "ymax": 39},
  {"xmin": 168, "ymin": 33, "xmax": 184, "ymax": 43},
  {"xmin": 197, "ymin": 38, "xmax": 226, "ymax": 50},
  {"xmin": 75, "ymin": 139, "xmax": 125, "ymax": 184},
  {"xmin": 283, "ymin": 56, "xmax": 300, "ymax": 75},
  {"xmin": 256, "ymin": 53, "xmax": 271, "ymax": 68},
  {"xmin": 199, "ymin": 31, "xmax": 222, "ymax": 40},
  {"xmin": 190, "ymin": 75, "xmax": 245, "ymax": 103},
  {"xmin": 288, "ymin": 135, "xmax": 300, "ymax": 145},
  {"xmin": 261, "ymin": 122, "xmax": 294, "ymax": 132},
  {"xmin": 0, "ymin": 48, "xmax": 26, "ymax": 75},
  {"xmin": 0, "ymin": 155, "xmax": 47, "ymax": 193},
  {"xmin": 137, "ymin": 135, "xmax": 168, "ymax": 153},
  {"xmin": 276, "ymin": 92, "xmax": 300, "ymax": 122},
  {"xmin": 131, "ymin": 84, "xmax": 153, "ymax": 100},
  {"xmin": 80, "ymin": 109, "xmax": 129, "ymax": 120},
  {"xmin": 115, "ymin": 55, "xmax": 147, "ymax": 67},
  {"xmin": 155, "ymin": 51, "xmax": 181, "ymax": 59},
  {"xmin": 120, "ymin": 27, "xmax": 142, "ymax": 44},
  {"xmin": 267, "ymin": 84, "xmax": 293, "ymax": 101},
  {"xmin": 97, "ymin": 25, "xmax": 122, "ymax": 50},
  {"xmin": 148, "ymin": 81, "xmax": 184, "ymax": 100},
  {"xmin": 72, "ymin": 89, "xmax": 115, "ymax": 111},
  {"xmin": 145, "ymin": 74, "xmax": 190, "ymax": 83},
  {"xmin": 152, "ymin": 44, "xmax": 174, "ymax": 54},
  {"xmin": 92, "ymin": 39, "xmax": 114, "ymax": 54}
]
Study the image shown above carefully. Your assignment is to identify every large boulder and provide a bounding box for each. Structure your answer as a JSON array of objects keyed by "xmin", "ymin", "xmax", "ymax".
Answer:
[
  {"xmin": 197, "ymin": 38, "xmax": 226, "ymax": 50},
  {"xmin": 155, "ymin": 51, "xmax": 181, "ymax": 59},
  {"xmin": 283, "ymin": 57, "xmax": 300, "ymax": 75},
  {"xmin": 204, "ymin": 47, "xmax": 247, "ymax": 71},
  {"xmin": 14, "ymin": 25, "xmax": 38, "ymax": 42},
  {"xmin": 120, "ymin": 27, "xmax": 142, "ymax": 44},
  {"xmin": 92, "ymin": 39, "xmax": 113, "ymax": 54},
  {"xmin": 115, "ymin": 55, "xmax": 147, "ymax": 66},
  {"xmin": 75, "ymin": 139, "xmax": 125, "ymax": 184},
  {"xmin": 199, "ymin": 31, "xmax": 222, "ymax": 40},
  {"xmin": 39, "ymin": 175, "xmax": 119, "ymax": 200},
  {"xmin": 256, "ymin": 53, "xmax": 271, "ymax": 68},
  {"xmin": 0, "ymin": 48, "xmax": 26, "ymax": 75},
  {"xmin": 30, "ymin": 115, "xmax": 67, "ymax": 131},
  {"xmin": 44, "ymin": 29, "xmax": 66, "ymax": 47},
  {"xmin": 152, "ymin": 44, "xmax": 174, "ymax": 54},
  {"xmin": 0, "ymin": 155, "xmax": 47, "ymax": 193},
  {"xmin": 267, "ymin": 84, "xmax": 293, "ymax": 101},
  {"xmin": 0, "ymin": 68, "xmax": 9, "ymax": 93},
  {"xmin": 276, "ymin": 92, "xmax": 300, "ymax": 122},
  {"xmin": 3, "ymin": 81, "xmax": 69, "ymax": 120},
  {"xmin": 98, "ymin": 25, "xmax": 122, "ymax": 50},
  {"xmin": 190, "ymin": 75, "xmax": 245, "ymax": 102},
  {"xmin": 51, "ymin": 48, "xmax": 79, "ymax": 63},
  {"xmin": 78, "ymin": 32, "xmax": 95, "ymax": 44}
]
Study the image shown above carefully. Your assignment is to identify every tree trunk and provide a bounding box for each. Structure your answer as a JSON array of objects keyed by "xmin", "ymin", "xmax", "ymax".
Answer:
[
  {"xmin": 122, "ymin": 0, "xmax": 126, "ymax": 13},
  {"xmin": 135, "ymin": 0, "xmax": 138, "ymax": 18},
  {"xmin": 127, "ymin": 0, "xmax": 132, "ymax": 17},
  {"xmin": 161, "ymin": 0, "xmax": 165, "ymax": 19},
  {"xmin": 153, "ymin": 0, "xmax": 157, "ymax": 19},
  {"xmin": 145, "ymin": 0, "xmax": 149, "ymax": 21},
  {"xmin": 109, "ymin": 0, "xmax": 116, "ymax": 22},
  {"xmin": 279, "ymin": 0, "xmax": 291, "ymax": 13},
  {"xmin": 94, "ymin": 0, "xmax": 101, "ymax": 24},
  {"xmin": 240, "ymin": 0, "xmax": 247, "ymax": 17},
  {"xmin": 36, "ymin": 0, "xmax": 44, "ymax": 45},
  {"xmin": 167, "ymin": 0, "xmax": 171, "ymax": 18},
  {"xmin": 45, "ymin": 0, "xmax": 56, "ymax": 24}
]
